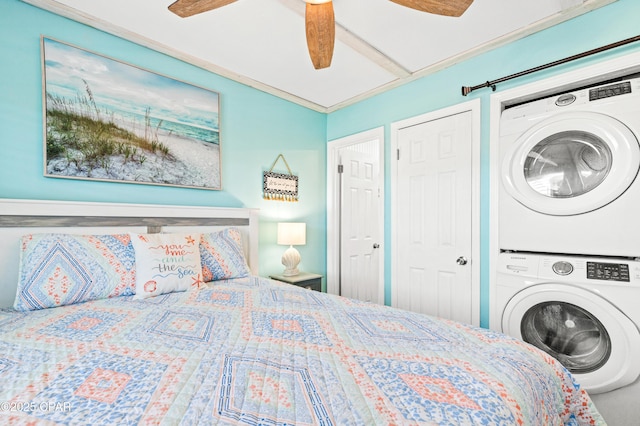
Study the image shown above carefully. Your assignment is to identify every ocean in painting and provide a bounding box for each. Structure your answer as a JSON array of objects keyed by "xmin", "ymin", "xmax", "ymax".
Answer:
[{"xmin": 110, "ymin": 109, "xmax": 219, "ymax": 145}]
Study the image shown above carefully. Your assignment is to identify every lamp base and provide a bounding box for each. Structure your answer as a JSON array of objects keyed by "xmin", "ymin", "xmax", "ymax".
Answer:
[
  {"xmin": 282, "ymin": 268, "xmax": 300, "ymax": 276},
  {"xmin": 281, "ymin": 245, "xmax": 301, "ymax": 276}
]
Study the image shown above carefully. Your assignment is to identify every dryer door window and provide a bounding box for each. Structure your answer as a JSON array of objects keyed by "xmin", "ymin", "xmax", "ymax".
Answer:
[
  {"xmin": 524, "ymin": 131, "xmax": 612, "ymax": 198},
  {"xmin": 520, "ymin": 301, "xmax": 611, "ymax": 374},
  {"xmin": 502, "ymin": 111, "xmax": 640, "ymax": 215}
]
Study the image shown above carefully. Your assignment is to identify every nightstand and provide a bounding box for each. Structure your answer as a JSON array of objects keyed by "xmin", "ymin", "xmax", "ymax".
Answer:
[{"xmin": 269, "ymin": 272, "xmax": 322, "ymax": 292}]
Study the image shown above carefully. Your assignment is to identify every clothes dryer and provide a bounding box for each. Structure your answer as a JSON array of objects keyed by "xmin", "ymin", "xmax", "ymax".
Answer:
[
  {"xmin": 495, "ymin": 252, "xmax": 640, "ymax": 394},
  {"xmin": 499, "ymin": 77, "xmax": 640, "ymax": 257}
]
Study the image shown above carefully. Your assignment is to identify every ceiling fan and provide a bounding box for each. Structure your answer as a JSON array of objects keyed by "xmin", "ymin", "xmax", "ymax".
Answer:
[{"xmin": 168, "ymin": 0, "xmax": 474, "ymax": 70}]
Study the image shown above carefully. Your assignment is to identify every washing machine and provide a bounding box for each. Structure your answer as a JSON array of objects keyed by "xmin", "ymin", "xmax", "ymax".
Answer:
[
  {"xmin": 499, "ymin": 76, "xmax": 640, "ymax": 257},
  {"xmin": 495, "ymin": 252, "xmax": 640, "ymax": 394}
]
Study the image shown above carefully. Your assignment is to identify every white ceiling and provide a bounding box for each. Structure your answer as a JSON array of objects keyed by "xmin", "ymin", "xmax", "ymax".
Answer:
[{"xmin": 23, "ymin": 0, "xmax": 614, "ymax": 112}]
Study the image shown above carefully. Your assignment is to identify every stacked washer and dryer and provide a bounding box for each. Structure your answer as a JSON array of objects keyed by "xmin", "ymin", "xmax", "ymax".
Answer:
[{"xmin": 496, "ymin": 76, "xmax": 640, "ymax": 397}]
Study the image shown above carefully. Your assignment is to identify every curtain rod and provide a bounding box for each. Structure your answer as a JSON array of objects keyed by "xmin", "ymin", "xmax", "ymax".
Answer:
[{"xmin": 461, "ymin": 35, "xmax": 640, "ymax": 96}]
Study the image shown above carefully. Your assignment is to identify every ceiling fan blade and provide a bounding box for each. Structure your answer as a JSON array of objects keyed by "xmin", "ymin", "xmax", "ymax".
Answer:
[
  {"xmin": 305, "ymin": 1, "xmax": 335, "ymax": 70},
  {"xmin": 389, "ymin": 0, "xmax": 473, "ymax": 17},
  {"xmin": 168, "ymin": 0, "xmax": 238, "ymax": 18}
]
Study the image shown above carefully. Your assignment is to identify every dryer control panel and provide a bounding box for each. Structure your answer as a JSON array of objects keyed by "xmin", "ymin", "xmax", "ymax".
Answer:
[
  {"xmin": 586, "ymin": 261, "xmax": 630, "ymax": 282},
  {"xmin": 589, "ymin": 81, "xmax": 632, "ymax": 101}
]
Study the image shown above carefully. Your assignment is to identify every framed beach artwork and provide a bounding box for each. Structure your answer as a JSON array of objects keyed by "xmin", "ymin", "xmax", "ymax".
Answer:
[{"xmin": 41, "ymin": 37, "xmax": 221, "ymax": 190}]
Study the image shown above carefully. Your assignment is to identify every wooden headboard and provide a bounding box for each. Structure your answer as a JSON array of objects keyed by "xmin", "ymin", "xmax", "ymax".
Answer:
[{"xmin": 0, "ymin": 199, "xmax": 259, "ymax": 309}]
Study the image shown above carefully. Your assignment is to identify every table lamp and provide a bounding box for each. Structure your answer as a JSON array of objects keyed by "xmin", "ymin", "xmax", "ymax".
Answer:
[{"xmin": 277, "ymin": 222, "xmax": 306, "ymax": 276}]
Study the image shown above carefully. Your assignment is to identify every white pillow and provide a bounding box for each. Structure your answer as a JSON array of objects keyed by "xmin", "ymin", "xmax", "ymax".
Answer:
[{"xmin": 130, "ymin": 233, "xmax": 203, "ymax": 299}]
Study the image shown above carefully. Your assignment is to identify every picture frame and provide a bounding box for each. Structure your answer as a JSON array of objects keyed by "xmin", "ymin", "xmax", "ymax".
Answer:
[
  {"xmin": 42, "ymin": 37, "xmax": 221, "ymax": 190},
  {"xmin": 262, "ymin": 154, "xmax": 299, "ymax": 202},
  {"xmin": 263, "ymin": 171, "xmax": 299, "ymax": 201}
]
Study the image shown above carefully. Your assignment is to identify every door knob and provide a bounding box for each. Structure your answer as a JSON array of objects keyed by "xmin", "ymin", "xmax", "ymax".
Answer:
[
  {"xmin": 373, "ymin": 243, "xmax": 380, "ymax": 249},
  {"xmin": 456, "ymin": 256, "xmax": 468, "ymax": 266}
]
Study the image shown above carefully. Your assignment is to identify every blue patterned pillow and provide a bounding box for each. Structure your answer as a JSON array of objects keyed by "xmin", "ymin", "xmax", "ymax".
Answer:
[
  {"xmin": 15, "ymin": 233, "xmax": 136, "ymax": 311},
  {"xmin": 200, "ymin": 228, "xmax": 250, "ymax": 282}
]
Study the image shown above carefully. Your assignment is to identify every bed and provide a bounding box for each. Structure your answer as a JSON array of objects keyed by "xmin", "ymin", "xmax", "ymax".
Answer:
[{"xmin": 0, "ymin": 199, "xmax": 605, "ymax": 425}]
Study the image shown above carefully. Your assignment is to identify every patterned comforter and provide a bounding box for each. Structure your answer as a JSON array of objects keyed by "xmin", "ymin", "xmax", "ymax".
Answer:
[{"xmin": 0, "ymin": 276, "xmax": 605, "ymax": 425}]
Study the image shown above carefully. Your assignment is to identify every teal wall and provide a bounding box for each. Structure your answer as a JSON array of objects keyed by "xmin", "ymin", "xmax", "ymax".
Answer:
[
  {"xmin": 327, "ymin": 0, "xmax": 640, "ymax": 326},
  {"xmin": 0, "ymin": 0, "xmax": 327, "ymax": 279}
]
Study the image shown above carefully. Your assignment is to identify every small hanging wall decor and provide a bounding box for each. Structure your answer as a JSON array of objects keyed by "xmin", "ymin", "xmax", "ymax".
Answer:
[{"xmin": 263, "ymin": 154, "xmax": 299, "ymax": 202}]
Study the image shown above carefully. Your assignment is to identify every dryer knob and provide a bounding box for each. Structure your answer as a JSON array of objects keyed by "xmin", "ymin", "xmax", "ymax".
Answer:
[
  {"xmin": 555, "ymin": 94, "xmax": 576, "ymax": 106},
  {"xmin": 552, "ymin": 261, "xmax": 574, "ymax": 275}
]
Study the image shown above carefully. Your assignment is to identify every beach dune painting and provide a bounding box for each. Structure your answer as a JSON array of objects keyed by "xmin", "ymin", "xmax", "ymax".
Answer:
[{"xmin": 42, "ymin": 37, "xmax": 221, "ymax": 190}]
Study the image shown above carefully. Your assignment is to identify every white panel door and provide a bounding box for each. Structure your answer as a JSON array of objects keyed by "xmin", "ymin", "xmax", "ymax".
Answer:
[
  {"xmin": 394, "ymin": 111, "xmax": 472, "ymax": 323},
  {"xmin": 340, "ymin": 148, "xmax": 381, "ymax": 303}
]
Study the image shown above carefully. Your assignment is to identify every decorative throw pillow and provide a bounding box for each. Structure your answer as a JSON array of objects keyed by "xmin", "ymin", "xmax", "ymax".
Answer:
[
  {"xmin": 130, "ymin": 233, "xmax": 203, "ymax": 299},
  {"xmin": 15, "ymin": 233, "xmax": 136, "ymax": 311},
  {"xmin": 200, "ymin": 227, "xmax": 251, "ymax": 282}
]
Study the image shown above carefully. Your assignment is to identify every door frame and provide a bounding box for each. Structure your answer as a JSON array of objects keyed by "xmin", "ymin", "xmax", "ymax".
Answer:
[
  {"xmin": 390, "ymin": 99, "xmax": 481, "ymax": 326},
  {"xmin": 327, "ymin": 127, "xmax": 385, "ymax": 301}
]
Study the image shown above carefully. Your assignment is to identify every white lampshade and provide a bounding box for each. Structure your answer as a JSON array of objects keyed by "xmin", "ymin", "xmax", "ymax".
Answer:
[
  {"xmin": 277, "ymin": 222, "xmax": 306, "ymax": 276},
  {"xmin": 277, "ymin": 222, "xmax": 306, "ymax": 246}
]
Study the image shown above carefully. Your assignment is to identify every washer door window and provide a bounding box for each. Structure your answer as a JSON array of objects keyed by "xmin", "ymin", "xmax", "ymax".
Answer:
[
  {"xmin": 502, "ymin": 111, "xmax": 640, "ymax": 215},
  {"xmin": 520, "ymin": 301, "xmax": 610, "ymax": 374},
  {"xmin": 502, "ymin": 283, "xmax": 640, "ymax": 394}
]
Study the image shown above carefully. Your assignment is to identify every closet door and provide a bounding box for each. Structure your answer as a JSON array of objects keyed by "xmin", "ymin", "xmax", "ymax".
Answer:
[
  {"xmin": 340, "ymin": 148, "xmax": 381, "ymax": 303},
  {"xmin": 394, "ymin": 111, "xmax": 473, "ymax": 324}
]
